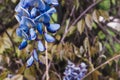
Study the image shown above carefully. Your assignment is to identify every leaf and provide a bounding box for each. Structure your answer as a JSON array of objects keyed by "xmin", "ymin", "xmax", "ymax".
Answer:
[
  {"xmin": 24, "ymin": 68, "xmax": 36, "ymax": 80},
  {"xmin": 11, "ymin": 74, "xmax": 23, "ymax": 80},
  {"xmin": 85, "ymin": 14, "xmax": 93, "ymax": 30},
  {"xmin": 92, "ymin": 10, "xmax": 100, "ymax": 23},
  {"xmin": 0, "ymin": 71, "xmax": 8, "ymax": 80},
  {"xmin": 99, "ymin": 9, "xmax": 109, "ymax": 21},
  {"xmin": 17, "ymin": 66, "xmax": 26, "ymax": 74},
  {"xmin": 77, "ymin": 19, "xmax": 85, "ymax": 34},
  {"xmin": 67, "ymin": 26, "xmax": 76, "ymax": 36}
]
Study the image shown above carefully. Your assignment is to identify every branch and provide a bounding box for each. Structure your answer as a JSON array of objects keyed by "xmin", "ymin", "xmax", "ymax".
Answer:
[
  {"xmin": 82, "ymin": 54, "xmax": 120, "ymax": 80},
  {"xmin": 0, "ymin": 22, "xmax": 16, "ymax": 53},
  {"xmin": 60, "ymin": 0, "xmax": 103, "ymax": 43}
]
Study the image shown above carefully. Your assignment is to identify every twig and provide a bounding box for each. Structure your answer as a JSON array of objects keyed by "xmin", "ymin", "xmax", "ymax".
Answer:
[
  {"xmin": 60, "ymin": 0, "xmax": 103, "ymax": 43},
  {"xmin": 45, "ymin": 28, "xmax": 49, "ymax": 80},
  {"xmin": 0, "ymin": 22, "xmax": 16, "ymax": 53},
  {"xmin": 71, "ymin": 0, "xmax": 103, "ymax": 26},
  {"xmin": 82, "ymin": 54, "xmax": 120, "ymax": 80},
  {"xmin": 50, "ymin": 70, "xmax": 62, "ymax": 80},
  {"xmin": 42, "ymin": 60, "xmax": 52, "ymax": 80},
  {"xmin": 60, "ymin": 6, "xmax": 75, "ymax": 43}
]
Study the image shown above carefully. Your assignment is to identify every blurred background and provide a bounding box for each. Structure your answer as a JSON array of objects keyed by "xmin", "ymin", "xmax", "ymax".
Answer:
[{"xmin": 0, "ymin": 0, "xmax": 120, "ymax": 80}]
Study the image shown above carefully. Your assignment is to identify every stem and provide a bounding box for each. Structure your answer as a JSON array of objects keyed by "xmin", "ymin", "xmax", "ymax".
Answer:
[
  {"xmin": 82, "ymin": 54, "xmax": 120, "ymax": 80},
  {"xmin": 45, "ymin": 28, "xmax": 49, "ymax": 80}
]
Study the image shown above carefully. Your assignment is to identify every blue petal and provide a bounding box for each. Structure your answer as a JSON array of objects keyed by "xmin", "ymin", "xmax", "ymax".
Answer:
[
  {"xmin": 19, "ymin": 39, "xmax": 27, "ymax": 50},
  {"xmin": 30, "ymin": 8, "xmax": 38, "ymax": 18},
  {"xmin": 27, "ymin": 56, "xmax": 34, "ymax": 67},
  {"xmin": 37, "ymin": 0, "xmax": 46, "ymax": 11},
  {"xmin": 15, "ymin": 0, "xmax": 24, "ymax": 12},
  {"xmin": 37, "ymin": 23, "xmax": 43, "ymax": 34},
  {"xmin": 21, "ymin": 16, "xmax": 36, "ymax": 28},
  {"xmin": 29, "ymin": 28, "xmax": 36, "ymax": 40},
  {"xmin": 23, "ymin": 0, "xmax": 45, "ymax": 10},
  {"xmin": 15, "ymin": 14, "xmax": 22, "ymax": 23},
  {"xmin": 44, "ymin": 0, "xmax": 59, "ymax": 6},
  {"xmin": 21, "ymin": 30, "xmax": 29, "ymax": 39},
  {"xmin": 47, "ymin": 7, "xmax": 56, "ymax": 15},
  {"xmin": 47, "ymin": 24, "xmax": 60, "ymax": 33},
  {"xmin": 16, "ymin": 28, "xmax": 22, "ymax": 37},
  {"xmin": 19, "ymin": 6, "xmax": 30, "ymax": 17},
  {"xmin": 35, "ymin": 13, "xmax": 50, "ymax": 23},
  {"xmin": 33, "ymin": 49, "xmax": 39, "ymax": 61},
  {"xmin": 44, "ymin": 33, "xmax": 55, "ymax": 42},
  {"xmin": 38, "ymin": 40, "xmax": 45, "ymax": 51}
]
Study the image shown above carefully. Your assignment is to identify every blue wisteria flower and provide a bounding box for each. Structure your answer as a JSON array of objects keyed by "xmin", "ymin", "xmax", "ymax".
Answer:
[
  {"xmin": 63, "ymin": 61, "xmax": 87, "ymax": 80},
  {"xmin": 15, "ymin": 0, "xmax": 60, "ymax": 67}
]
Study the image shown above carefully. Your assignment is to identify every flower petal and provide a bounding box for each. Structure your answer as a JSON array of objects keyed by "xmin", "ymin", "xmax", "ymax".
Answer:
[
  {"xmin": 37, "ymin": 23, "xmax": 43, "ymax": 34},
  {"xmin": 47, "ymin": 7, "xmax": 56, "ymax": 15},
  {"xmin": 38, "ymin": 40, "xmax": 45, "ymax": 51},
  {"xmin": 15, "ymin": 14, "xmax": 22, "ymax": 23},
  {"xmin": 27, "ymin": 56, "xmax": 34, "ymax": 67},
  {"xmin": 29, "ymin": 28, "xmax": 36, "ymax": 40},
  {"xmin": 21, "ymin": 16, "xmax": 36, "ymax": 28},
  {"xmin": 44, "ymin": 0, "xmax": 59, "ymax": 6},
  {"xmin": 16, "ymin": 28, "xmax": 22, "ymax": 37},
  {"xmin": 35, "ymin": 13, "xmax": 50, "ymax": 23},
  {"xmin": 44, "ymin": 33, "xmax": 55, "ymax": 42},
  {"xmin": 19, "ymin": 6, "xmax": 30, "ymax": 17},
  {"xmin": 33, "ymin": 49, "xmax": 39, "ymax": 61},
  {"xmin": 47, "ymin": 24, "xmax": 60, "ymax": 33},
  {"xmin": 30, "ymin": 8, "xmax": 38, "ymax": 18},
  {"xmin": 18, "ymin": 39, "xmax": 27, "ymax": 50}
]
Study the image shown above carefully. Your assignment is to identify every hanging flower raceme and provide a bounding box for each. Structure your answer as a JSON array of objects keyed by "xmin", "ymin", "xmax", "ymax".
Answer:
[
  {"xmin": 63, "ymin": 61, "xmax": 87, "ymax": 80},
  {"xmin": 15, "ymin": 0, "xmax": 60, "ymax": 67}
]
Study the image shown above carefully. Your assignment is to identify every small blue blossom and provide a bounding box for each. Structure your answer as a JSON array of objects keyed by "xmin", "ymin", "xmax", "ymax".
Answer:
[
  {"xmin": 15, "ymin": 0, "xmax": 60, "ymax": 67},
  {"xmin": 63, "ymin": 61, "xmax": 87, "ymax": 80}
]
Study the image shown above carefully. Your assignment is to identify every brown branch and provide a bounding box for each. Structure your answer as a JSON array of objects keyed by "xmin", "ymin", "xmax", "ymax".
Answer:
[
  {"xmin": 0, "ymin": 22, "xmax": 16, "ymax": 53},
  {"xmin": 82, "ymin": 54, "xmax": 120, "ymax": 80}
]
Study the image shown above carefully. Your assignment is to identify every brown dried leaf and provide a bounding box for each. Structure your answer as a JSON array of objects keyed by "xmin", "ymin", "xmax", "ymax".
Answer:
[
  {"xmin": 77, "ymin": 19, "xmax": 85, "ymax": 34},
  {"xmin": 85, "ymin": 14, "xmax": 93, "ymax": 30},
  {"xmin": 92, "ymin": 10, "xmax": 100, "ymax": 23}
]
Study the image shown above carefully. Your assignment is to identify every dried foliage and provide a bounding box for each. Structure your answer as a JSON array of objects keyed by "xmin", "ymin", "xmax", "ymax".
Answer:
[{"xmin": 0, "ymin": 0, "xmax": 120, "ymax": 80}]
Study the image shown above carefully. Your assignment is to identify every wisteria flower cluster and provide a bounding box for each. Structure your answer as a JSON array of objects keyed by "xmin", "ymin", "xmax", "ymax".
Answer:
[
  {"xmin": 15, "ymin": 0, "xmax": 60, "ymax": 67},
  {"xmin": 63, "ymin": 61, "xmax": 87, "ymax": 80}
]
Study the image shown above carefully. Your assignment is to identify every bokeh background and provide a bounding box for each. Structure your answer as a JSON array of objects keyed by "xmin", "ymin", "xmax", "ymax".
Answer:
[{"xmin": 0, "ymin": 0, "xmax": 120, "ymax": 80}]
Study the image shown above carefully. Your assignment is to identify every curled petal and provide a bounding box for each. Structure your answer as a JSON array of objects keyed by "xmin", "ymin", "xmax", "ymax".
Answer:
[
  {"xmin": 31, "ymin": 8, "xmax": 38, "ymax": 18},
  {"xmin": 15, "ymin": 14, "xmax": 22, "ymax": 23},
  {"xmin": 19, "ymin": 6, "xmax": 30, "ymax": 17},
  {"xmin": 47, "ymin": 7, "xmax": 56, "ymax": 15},
  {"xmin": 38, "ymin": 40, "xmax": 45, "ymax": 51},
  {"xmin": 27, "ymin": 56, "xmax": 34, "ymax": 67},
  {"xmin": 29, "ymin": 28, "xmax": 36, "ymax": 40},
  {"xmin": 47, "ymin": 24, "xmax": 60, "ymax": 33},
  {"xmin": 23, "ymin": 0, "xmax": 45, "ymax": 10},
  {"xmin": 37, "ymin": 0, "xmax": 46, "ymax": 11},
  {"xmin": 37, "ymin": 23, "xmax": 43, "ymax": 34},
  {"xmin": 33, "ymin": 49, "xmax": 39, "ymax": 61},
  {"xmin": 21, "ymin": 16, "xmax": 36, "ymax": 28},
  {"xmin": 44, "ymin": 33, "xmax": 55, "ymax": 42},
  {"xmin": 35, "ymin": 13, "xmax": 50, "ymax": 23},
  {"xmin": 21, "ymin": 29, "xmax": 29, "ymax": 39},
  {"xmin": 19, "ymin": 39, "xmax": 27, "ymax": 50},
  {"xmin": 44, "ymin": 0, "xmax": 59, "ymax": 6},
  {"xmin": 16, "ymin": 28, "xmax": 22, "ymax": 37}
]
